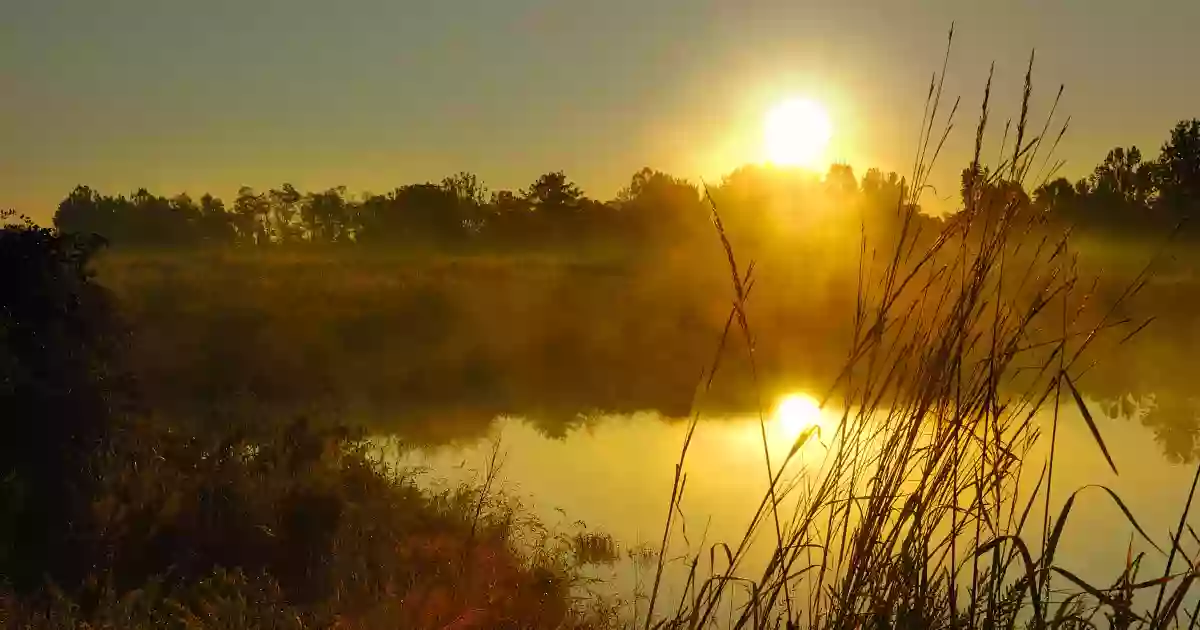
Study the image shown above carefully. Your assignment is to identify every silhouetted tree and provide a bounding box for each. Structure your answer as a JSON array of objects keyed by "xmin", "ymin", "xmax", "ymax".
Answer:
[
  {"xmin": 440, "ymin": 172, "xmax": 488, "ymax": 236},
  {"xmin": 861, "ymin": 169, "xmax": 904, "ymax": 209},
  {"xmin": 234, "ymin": 187, "xmax": 270, "ymax": 246},
  {"xmin": 360, "ymin": 183, "xmax": 466, "ymax": 246},
  {"xmin": 441, "ymin": 172, "xmax": 487, "ymax": 205},
  {"xmin": 616, "ymin": 167, "xmax": 704, "ymax": 244},
  {"xmin": 301, "ymin": 187, "xmax": 350, "ymax": 243},
  {"xmin": 196, "ymin": 193, "xmax": 236, "ymax": 245},
  {"xmin": 0, "ymin": 213, "xmax": 126, "ymax": 590},
  {"xmin": 54, "ymin": 186, "xmax": 109, "ymax": 238},
  {"xmin": 1033, "ymin": 177, "xmax": 1078, "ymax": 217},
  {"xmin": 269, "ymin": 184, "xmax": 304, "ymax": 243},
  {"xmin": 482, "ymin": 189, "xmax": 533, "ymax": 247},
  {"xmin": 825, "ymin": 163, "xmax": 858, "ymax": 197},
  {"xmin": 1091, "ymin": 147, "xmax": 1152, "ymax": 204},
  {"xmin": 1155, "ymin": 119, "xmax": 1200, "ymax": 221},
  {"xmin": 525, "ymin": 171, "xmax": 584, "ymax": 240}
]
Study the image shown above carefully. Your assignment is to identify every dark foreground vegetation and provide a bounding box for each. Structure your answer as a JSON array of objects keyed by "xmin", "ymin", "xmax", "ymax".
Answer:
[
  {"xmin": 5, "ymin": 44, "xmax": 1200, "ymax": 629},
  {"xmin": 0, "ymin": 215, "xmax": 620, "ymax": 629}
]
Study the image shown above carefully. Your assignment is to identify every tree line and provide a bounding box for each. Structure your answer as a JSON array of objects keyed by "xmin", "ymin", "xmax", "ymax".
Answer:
[
  {"xmin": 1031, "ymin": 119, "xmax": 1200, "ymax": 232},
  {"xmin": 53, "ymin": 170, "xmax": 702, "ymax": 249},
  {"xmin": 49, "ymin": 119, "xmax": 1199, "ymax": 250}
]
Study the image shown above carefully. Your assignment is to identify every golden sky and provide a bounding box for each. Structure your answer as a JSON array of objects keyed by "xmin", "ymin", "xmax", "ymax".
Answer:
[{"xmin": 3, "ymin": 0, "xmax": 1198, "ymax": 220}]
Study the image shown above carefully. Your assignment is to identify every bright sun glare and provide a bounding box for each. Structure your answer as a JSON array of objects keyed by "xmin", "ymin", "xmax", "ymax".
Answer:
[
  {"xmin": 764, "ymin": 98, "xmax": 833, "ymax": 169},
  {"xmin": 773, "ymin": 393, "xmax": 823, "ymax": 439}
]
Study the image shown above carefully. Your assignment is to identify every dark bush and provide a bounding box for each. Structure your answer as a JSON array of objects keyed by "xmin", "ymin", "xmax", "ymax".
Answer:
[{"xmin": 0, "ymin": 213, "xmax": 126, "ymax": 590}]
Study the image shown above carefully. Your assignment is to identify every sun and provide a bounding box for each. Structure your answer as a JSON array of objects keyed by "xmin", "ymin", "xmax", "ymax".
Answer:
[
  {"xmin": 773, "ymin": 393, "xmax": 823, "ymax": 439},
  {"xmin": 763, "ymin": 97, "xmax": 833, "ymax": 169}
]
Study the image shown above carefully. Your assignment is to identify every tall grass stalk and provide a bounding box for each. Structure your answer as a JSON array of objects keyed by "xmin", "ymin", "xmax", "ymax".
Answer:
[{"xmin": 646, "ymin": 36, "xmax": 1196, "ymax": 630}]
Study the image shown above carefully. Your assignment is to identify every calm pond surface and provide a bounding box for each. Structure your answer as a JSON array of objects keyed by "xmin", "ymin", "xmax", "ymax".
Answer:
[{"xmin": 390, "ymin": 393, "xmax": 1200, "ymax": 619}]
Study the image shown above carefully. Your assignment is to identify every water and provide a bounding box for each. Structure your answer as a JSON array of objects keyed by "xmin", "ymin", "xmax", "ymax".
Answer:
[{"xmin": 389, "ymin": 395, "xmax": 1200, "ymax": 622}]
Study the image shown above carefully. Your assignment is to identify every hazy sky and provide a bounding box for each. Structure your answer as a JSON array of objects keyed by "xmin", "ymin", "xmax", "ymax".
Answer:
[{"xmin": 3, "ymin": 1, "xmax": 1198, "ymax": 221}]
